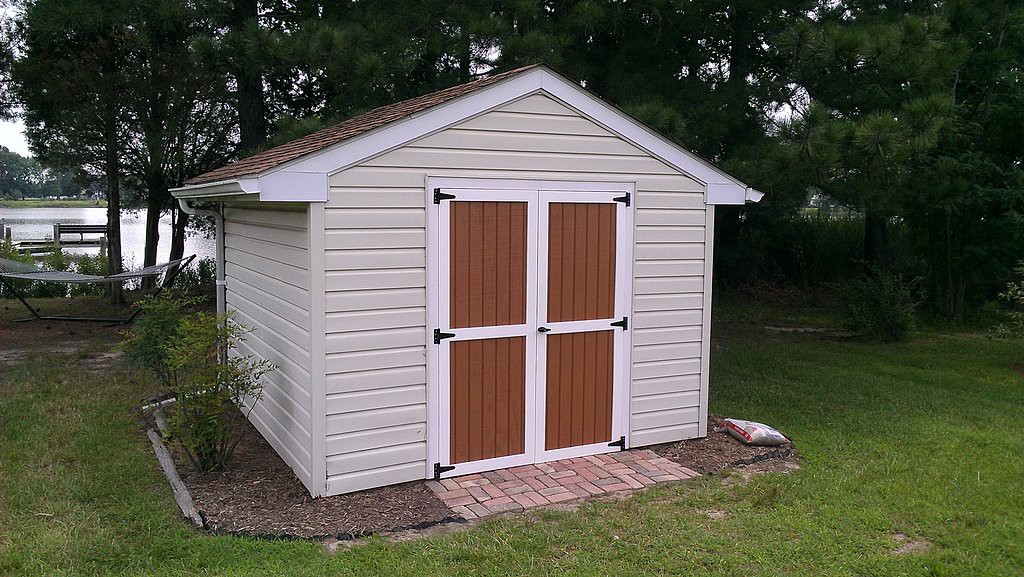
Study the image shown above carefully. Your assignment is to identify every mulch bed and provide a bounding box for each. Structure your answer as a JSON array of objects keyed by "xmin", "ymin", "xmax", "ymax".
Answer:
[
  {"xmin": 652, "ymin": 414, "xmax": 797, "ymax": 475},
  {"xmin": 171, "ymin": 413, "xmax": 796, "ymax": 540},
  {"xmin": 176, "ymin": 420, "xmax": 455, "ymax": 540}
]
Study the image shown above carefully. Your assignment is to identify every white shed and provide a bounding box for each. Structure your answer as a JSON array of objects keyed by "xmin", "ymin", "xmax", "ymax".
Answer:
[{"xmin": 172, "ymin": 65, "xmax": 762, "ymax": 497}]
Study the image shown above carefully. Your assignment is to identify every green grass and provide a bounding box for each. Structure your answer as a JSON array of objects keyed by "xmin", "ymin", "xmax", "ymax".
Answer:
[
  {"xmin": 2, "ymin": 304, "xmax": 1022, "ymax": 576},
  {"xmin": 0, "ymin": 199, "xmax": 106, "ymax": 208}
]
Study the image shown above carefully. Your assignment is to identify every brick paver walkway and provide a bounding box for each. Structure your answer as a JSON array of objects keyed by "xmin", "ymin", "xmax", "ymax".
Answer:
[{"xmin": 426, "ymin": 449, "xmax": 699, "ymax": 520}]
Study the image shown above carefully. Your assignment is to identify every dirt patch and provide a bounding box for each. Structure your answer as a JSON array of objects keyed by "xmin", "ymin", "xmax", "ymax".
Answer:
[
  {"xmin": 177, "ymin": 419, "xmax": 455, "ymax": 540},
  {"xmin": 652, "ymin": 414, "xmax": 798, "ymax": 475},
  {"xmin": 890, "ymin": 532, "xmax": 933, "ymax": 556},
  {"xmin": 0, "ymin": 298, "xmax": 129, "ymax": 362}
]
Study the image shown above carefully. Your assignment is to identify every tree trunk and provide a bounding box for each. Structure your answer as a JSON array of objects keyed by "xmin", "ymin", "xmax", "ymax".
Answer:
[
  {"xmin": 864, "ymin": 208, "xmax": 888, "ymax": 271},
  {"xmin": 232, "ymin": 0, "xmax": 267, "ymax": 153},
  {"xmin": 104, "ymin": 125, "xmax": 124, "ymax": 304},
  {"xmin": 166, "ymin": 204, "xmax": 189, "ymax": 284},
  {"xmin": 141, "ymin": 182, "xmax": 164, "ymax": 290}
]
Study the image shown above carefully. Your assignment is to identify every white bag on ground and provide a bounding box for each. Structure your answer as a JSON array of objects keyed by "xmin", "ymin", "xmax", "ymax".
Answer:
[{"xmin": 722, "ymin": 418, "xmax": 789, "ymax": 446}]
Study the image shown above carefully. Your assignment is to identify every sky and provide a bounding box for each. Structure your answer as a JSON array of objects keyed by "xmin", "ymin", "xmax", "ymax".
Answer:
[{"xmin": 0, "ymin": 117, "xmax": 31, "ymax": 156}]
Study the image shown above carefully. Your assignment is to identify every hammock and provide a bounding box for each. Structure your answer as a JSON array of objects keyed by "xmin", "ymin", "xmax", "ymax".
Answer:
[{"xmin": 0, "ymin": 254, "xmax": 196, "ymax": 324}]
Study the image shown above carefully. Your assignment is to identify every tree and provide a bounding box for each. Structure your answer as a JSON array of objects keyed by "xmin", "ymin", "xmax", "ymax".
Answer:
[
  {"xmin": 13, "ymin": 0, "xmax": 132, "ymax": 303},
  {"xmin": 776, "ymin": 5, "xmax": 955, "ymax": 269}
]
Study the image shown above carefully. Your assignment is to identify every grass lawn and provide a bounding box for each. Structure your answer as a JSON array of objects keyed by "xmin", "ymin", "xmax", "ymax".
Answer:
[{"xmin": 1, "ymin": 298, "xmax": 1022, "ymax": 576}]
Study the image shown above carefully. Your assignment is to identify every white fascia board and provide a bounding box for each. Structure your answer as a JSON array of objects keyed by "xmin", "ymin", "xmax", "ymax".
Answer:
[
  {"xmin": 170, "ymin": 177, "xmax": 260, "ymax": 199},
  {"xmin": 169, "ymin": 172, "xmax": 328, "ymax": 202}
]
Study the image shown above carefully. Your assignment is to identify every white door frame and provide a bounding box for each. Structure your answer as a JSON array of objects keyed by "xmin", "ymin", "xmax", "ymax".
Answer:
[{"xmin": 425, "ymin": 177, "xmax": 635, "ymax": 479}]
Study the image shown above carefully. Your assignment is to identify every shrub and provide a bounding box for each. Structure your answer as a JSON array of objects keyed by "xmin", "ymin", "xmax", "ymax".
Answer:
[
  {"xmin": 839, "ymin": 269, "xmax": 920, "ymax": 341},
  {"xmin": 172, "ymin": 257, "xmax": 216, "ymax": 293},
  {"xmin": 122, "ymin": 295, "xmax": 276, "ymax": 472},
  {"xmin": 990, "ymin": 261, "xmax": 1024, "ymax": 339}
]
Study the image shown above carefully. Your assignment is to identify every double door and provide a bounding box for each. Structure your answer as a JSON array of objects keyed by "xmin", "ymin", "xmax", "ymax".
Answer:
[{"xmin": 434, "ymin": 182, "xmax": 632, "ymax": 476}]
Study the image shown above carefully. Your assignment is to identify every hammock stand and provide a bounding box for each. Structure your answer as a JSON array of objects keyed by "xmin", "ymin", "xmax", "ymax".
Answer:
[{"xmin": 0, "ymin": 254, "xmax": 196, "ymax": 325}]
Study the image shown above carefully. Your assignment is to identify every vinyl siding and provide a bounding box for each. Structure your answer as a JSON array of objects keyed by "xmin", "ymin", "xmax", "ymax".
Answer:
[
  {"xmin": 322, "ymin": 93, "xmax": 708, "ymax": 495},
  {"xmin": 223, "ymin": 204, "xmax": 315, "ymax": 492}
]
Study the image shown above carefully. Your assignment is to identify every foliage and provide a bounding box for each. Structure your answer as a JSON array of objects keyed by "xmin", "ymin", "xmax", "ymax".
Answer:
[
  {"xmin": 171, "ymin": 257, "xmax": 217, "ymax": 293},
  {"xmin": 0, "ymin": 146, "xmax": 81, "ymax": 200},
  {"xmin": 839, "ymin": 269, "xmax": 921, "ymax": 342},
  {"xmin": 121, "ymin": 295, "xmax": 275, "ymax": 472},
  {"xmin": 0, "ymin": 243, "xmax": 108, "ymax": 299},
  {"xmin": 990, "ymin": 261, "xmax": 1024, "ymax": 339}
]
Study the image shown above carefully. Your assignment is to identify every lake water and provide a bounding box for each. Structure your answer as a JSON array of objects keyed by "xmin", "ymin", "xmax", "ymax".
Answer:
[{"xmin": 0, "ymin": 207, "xmax": 216, "ymax": 269}]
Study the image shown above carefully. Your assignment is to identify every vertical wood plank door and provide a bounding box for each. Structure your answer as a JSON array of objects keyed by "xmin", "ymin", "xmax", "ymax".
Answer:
[
  {"xmin": 541, "ymin": 201, "xmax": 622, "ymax": 452},
  {"xmin": 446, "ymin": 199, "xmax": 530, "ymax": 465}
]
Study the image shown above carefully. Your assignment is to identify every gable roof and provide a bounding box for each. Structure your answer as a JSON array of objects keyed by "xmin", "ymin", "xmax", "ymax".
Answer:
[
  {"xmin": 186, "ymin": 65, "xmax": 542, "ymax": 186},
  {"xmin": 173, "ymin": 65, "xmax": 762, "ymax": 205}
]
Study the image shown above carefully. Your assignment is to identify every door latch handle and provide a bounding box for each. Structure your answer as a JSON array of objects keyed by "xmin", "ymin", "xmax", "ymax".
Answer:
[{"xmin": 537, "ymin": 327, "xmax": 551, "ymax": 333}]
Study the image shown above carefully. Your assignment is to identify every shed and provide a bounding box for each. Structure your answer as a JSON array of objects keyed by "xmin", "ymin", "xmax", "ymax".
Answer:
[{"xmin": 171, "ymin": 65, "xmax": 763, "ymax": 497}]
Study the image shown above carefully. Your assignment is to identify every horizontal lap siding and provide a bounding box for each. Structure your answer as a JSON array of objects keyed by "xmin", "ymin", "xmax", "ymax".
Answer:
[
  {"xmin": 323, "ymin": 94, "xmax": 707, "ymax": 495},
  {"xmin": 223, "ymin": 205, "xmax": 314, "ymax": 489}
]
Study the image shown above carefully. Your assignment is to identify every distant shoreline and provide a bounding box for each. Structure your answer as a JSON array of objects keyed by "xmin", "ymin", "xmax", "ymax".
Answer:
[{"xmin": 0, "ymin": 200, "xmax": 107, "ymax": 209}]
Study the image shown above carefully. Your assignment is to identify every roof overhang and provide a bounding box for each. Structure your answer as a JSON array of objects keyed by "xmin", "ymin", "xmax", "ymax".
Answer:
[{"xmin": 171, "ymin": 66, "xmax": 762, "ymax": 205}]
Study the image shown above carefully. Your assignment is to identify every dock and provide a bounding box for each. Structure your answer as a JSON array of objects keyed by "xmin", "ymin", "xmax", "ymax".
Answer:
[{"xmin": 2, "ymin": 222, "xmax": 108, "ymax": 256}]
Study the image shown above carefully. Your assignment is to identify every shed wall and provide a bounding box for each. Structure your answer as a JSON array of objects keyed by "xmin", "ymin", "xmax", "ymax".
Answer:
[
  {"xmin": 223, "ymin": 204, "xmax": 315, "ymax": 492},
  {"xmin": 321, "ymin": 94, "xmax": 708, "ymax": 495}
]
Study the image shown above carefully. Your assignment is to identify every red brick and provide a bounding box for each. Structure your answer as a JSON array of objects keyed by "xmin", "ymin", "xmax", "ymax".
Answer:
[
  {"xmin": 526, "ymin": 477, "xmax": 547, "ymax": 491},
  {"xmin": 482, "ymin": 484, "xmax": 506, "ymax": 498},
  {"xmin": 578, "ymin": 481, "xmax": 604, "ymax": 494},
  {"xmin": 651, "ymin": 474, "xmax": 679, "ymax": 482},
  {"xmin": 539, "ymin": 486, "xmax": 570, "ymax": 497},
  {"xmin": 587, "ymin": 466, "xmax": 612, "ymax": 479},
  {"xmin": 468, "ymin": 503, "xmax": 491, "ymax": 517},
  {"xmin": 579, "ymin": 468, "xmax": 599, "ymax": 482},
  {"xmin": 596, "ymin": 454, "xmax": 616, "ymax": 464},
  {"xmin": 425, "ymin": 481, "xmax": 446, "ymax": 493},
  {"xmin": 446, "ymin": 495, "xmax": 477, "ymax": 506},
  {"xmin": 632, "ymin": 473, "xmax": 656, "ymax": 486},
  {"xmin": 523, "ymin": 491, "xmax": 549, "ymax": 504},
  {"xmin": 504, "ymin": 484, "xmax": 532, "ymax": 495},
  {"xmin": 618, "ymin": 475, "xmax": 645, "ymax": 489},
  {"xmin": 482, "ymin": 471, "xmax": 505, "ymax": 484},
  {"xmin": 452, "ymin": 505, "xmax": 477, "ymax": 520},
  {"xmin": 603, "ymin": 482, "xmax": 629, "ymax": 492},
  {"xmin": 459, "ymin": 478, "xmax": 490, "ymax": 488},
  {"xmin": 497, "ymin": 469, "xmax": 519, "ymax": 482},
  {"xmin": 536, "ymin": 462, "xmax": 556, "ymax": 474},
  {"xmin": 487, "ymin": 501, "xmax": 524, "ymax": 513},
  {"xmin": 593, "ymin": 477, "xmax": 621, "ymax": 487},
  {"xmin": 583, "ymin": 455, "xmax": 605, "ymax": 466},
  {"xmin": 468, "ymin": 486, "xmax": 490, "ymax": 500},
  {"xmin": 546, "ymin": 491, "xmax": 577, "ymax": 503},
  {"xmin": 440, "ymin": 478, "xmax": 461, "ymax": 490},
  {"xmin": 482, "ymin": 495, "xmax": 513, "ymax": 506},
  {"xmin": 557, "ymin": 476, "xmax": 581, "ymax": 487},
  {"xmin": 510, "ymin": 493, "xmax": 536, "ymax": 508},
  {"xmin": 538, "ymin": 475, "xmax": 561, "ymax": 489},
  {"xmin": 437, "ymin": 488, "xmax": 470, "ymax": 499},
  {"xmin": 564, "ymin": 485, "xmax": 588, "ymax": 498},
  {"xmin": 509, "ymin": 465, "xmax": 539, "ymax": 474},
  {"xmin": 549, "ymin": 470, "xmax": 577, "ymax": 480},
  {"xmin": 551, "ymin": 461, "xmax": 568, "ymax": 472}
]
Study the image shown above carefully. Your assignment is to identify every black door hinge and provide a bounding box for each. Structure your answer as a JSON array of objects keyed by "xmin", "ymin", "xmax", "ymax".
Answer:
[
  {"xmin": 434, "ymin": 462, "xmax": 456, "ymax": 480},
  {"xmin": 610, "ymin": 316, "xmax": 628, "ymax": 330},
  {"xmin": 608, "ymin": 436, "xmax": 626, "ymax": 450},
  {"xmin": 613, "ymin": 192, "xmax": 630, "ymax": 206},
  {"xmin": 433, "ymin": 328, "xmax": 456, "ymax": 344},
  {"xmin": 433, "ymin": 188, "xmax": 456, "ymax": 204}
]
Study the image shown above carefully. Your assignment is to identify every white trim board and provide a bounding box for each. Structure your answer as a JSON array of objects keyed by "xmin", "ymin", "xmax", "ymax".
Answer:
[{"xmin": 172, "ymin": 67, "xmax": 763, "ymax": 206}]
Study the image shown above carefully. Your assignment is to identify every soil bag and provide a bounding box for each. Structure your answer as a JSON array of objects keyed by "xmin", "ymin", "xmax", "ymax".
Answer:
[{"xmin": 721, "ymin": 418, "xmax": 789, "ymax": 446}]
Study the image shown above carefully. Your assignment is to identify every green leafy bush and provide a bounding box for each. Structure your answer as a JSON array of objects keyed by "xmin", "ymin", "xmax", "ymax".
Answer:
[
  {"xmin": 172, "ymin": 257, "xmax": 216, "ymax": 292},
  {"xmin": 990, "ymin": 262, "xmax": 1024, "ymax": 339},
  {"xmin": 122, "ymin": 295, "xmax": 276, "ymax": 472},
  {"xmin": 839, "ymin": 270, "xmax": 920, "ymax": 342}
]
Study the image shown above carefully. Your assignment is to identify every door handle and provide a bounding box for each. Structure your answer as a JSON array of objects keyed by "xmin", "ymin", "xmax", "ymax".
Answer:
[{"xmin": 537, "ymin": 327, "xmax": 551, "ymax": 333}]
